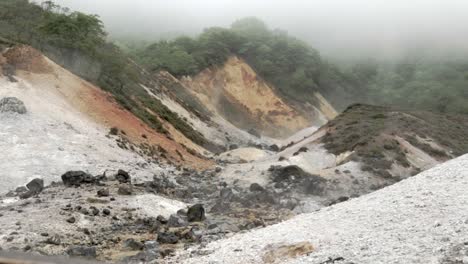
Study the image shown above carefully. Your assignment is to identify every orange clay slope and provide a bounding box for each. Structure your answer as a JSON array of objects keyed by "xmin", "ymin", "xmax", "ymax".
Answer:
[
  {"xmin": 182, "ymin": 56, "xmax": 337, "ymax": 138},
  {"xmin": 2, "ymin": 45, "xmax": 213, "ymax": 170}
]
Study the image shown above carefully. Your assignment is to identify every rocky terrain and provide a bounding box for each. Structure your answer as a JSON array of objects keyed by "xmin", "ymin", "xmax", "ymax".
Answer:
[
  {"xmin": 1, "ymin": 44, "xmax": 468, "ymax": 264},
  {"xmin": 171, "ymin": 154, "xmax": 468, "ymax": 264}
]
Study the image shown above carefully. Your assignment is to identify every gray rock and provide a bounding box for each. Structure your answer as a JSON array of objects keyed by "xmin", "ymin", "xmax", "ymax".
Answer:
[
  {"xmin": 157, "ymin": 232, "xmax": 178, "ymax": 244},
  {"xmin": 123, "ymin": 238, "xmax": 144, "ymax": 251},
  {"xmin": 44, "ymin": 234, "xmax": 61, "ymax": 245},
  {"xmin": 66, "ymin": 246, "xmax": 97, "ymax": 259},
  {"xmin": 97, "ymin": 188, "xmax": 109, "ymax": 197},
  {"xmin": 19, "ymin": 179, "xmax": 44, "ymax": 199},
  {"xmin": 220, "ymin": 188, "xmax": 234, "ymax": 201},
  {"xmin": 26, "ymin": 178, "xmax": 44, "ymax": 194},
  {"xmin": 15, "ymin": 186, "xmax": 28, "ymax": 193},
  {"xmin": 167, "ymin": 214, "xmax": 187, "ymax": 227},
  {"xmin": 187, "ymin": 204, "xmax": 205, "ymax": 222},
  {"xmin": 0, "ymin": 97, "xmax": 27, "ymax": 114},
  {"xmin": 116, "ymin": 169, "xmax": 131, "ymax": 183},
  {"xmin": 249, "ymin": 183, "xmax": 265, "ymax": 192},
  {"xmin": 61, "ymin": 171, "xmax": 95, "ymax": 187},
  {"xmin": 118, "ymin": 185, "xmax": 133, "ymax": 195}
]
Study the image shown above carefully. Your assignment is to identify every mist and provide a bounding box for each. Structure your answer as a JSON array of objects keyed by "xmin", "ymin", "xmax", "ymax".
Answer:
[{"xmin": 43, "ymin": 0, "xmax": 468, "ymax": 60}]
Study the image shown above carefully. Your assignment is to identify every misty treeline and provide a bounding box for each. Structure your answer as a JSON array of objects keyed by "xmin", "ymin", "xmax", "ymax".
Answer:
[
  {"xmin": 132, "ymin": 17, "xmax": 468, "ymax": 114},
  {"xmin": 0, "ymin": 0, "xmax": 106, "ymax": 55},
  {"xmin": 133, "ymin": 17, "xmax": 349, "ymax": 104},
  {"xmin": 1, "ymin": 0, "xmax": 467, "ymax": 115},
  {"xmin": 348, "ymin": 60, "xmax": 468, "ymax": 114}
]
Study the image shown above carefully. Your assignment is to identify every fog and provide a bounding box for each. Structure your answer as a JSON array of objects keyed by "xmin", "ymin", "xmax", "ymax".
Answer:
[{"xmin": 46, "ymin": 0, "xmax": 468, "ymax": 59}]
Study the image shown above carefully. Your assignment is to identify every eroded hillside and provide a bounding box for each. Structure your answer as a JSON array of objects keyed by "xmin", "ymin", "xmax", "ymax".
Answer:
[
  {"xmin": 181, "ymin": 56, "xmax": 336, "ymax": 138},
  {"xmin": 0, "ymin": 45, "xmax": 214, "ymax": 175}
]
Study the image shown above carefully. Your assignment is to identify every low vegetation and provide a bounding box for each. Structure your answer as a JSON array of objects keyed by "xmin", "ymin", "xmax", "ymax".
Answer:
[{"xmin": 322, "ymin": 104, "xmax": 468, "ymax": 178}]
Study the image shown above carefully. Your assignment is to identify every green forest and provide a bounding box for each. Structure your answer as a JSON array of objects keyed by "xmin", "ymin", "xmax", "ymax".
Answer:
[
  {"xmin": 0, "ymin": 0, "xmax": 213, "ymax": 150},
  {"xmin": 1, "ymin": 0, "xmax": 468, "ymax": 115},
  {"xmin": 133, "ymin": 17, "xmax": 468, "ymax": 114}
]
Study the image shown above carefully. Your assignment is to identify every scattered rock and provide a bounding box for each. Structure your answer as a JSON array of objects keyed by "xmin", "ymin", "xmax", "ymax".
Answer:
[
  {"xmin": 44, "ymin": 235, "xmax": 61, "ymax": 245},
  {"xmin": 66, "ymin": 246, "xmax": 97, "ymax": 259},
  {"xmin": 102, "ymin": 208, "xmax": 111, "ymax": 216},
  {"xmin": 26, "ymin": 178, "xmax": 44, "ymax": 193},
  {"xmin": 168, "ymin": 214, "xmax": 187, "ymax": 227},
  {"xmin": 15, "ymin": 186, "xmax": 28, "ymax": 193},
  {"xmin": 97, "ymin": 188, "xmax": 109, "ymax": 197},
  {"xmin": 19, "ymin": 178, "xmax": 44, "ymax": 199},
  {"xmin": 0, "ymin": 97, "xmax": 27, "ymax": 114},
  {"xmin": 250, "ymin": 183, "xmax": 265, "ymax": 192},
  {"xmin": 61, "ymin": 171, "xmax": 95, "ymax": 187},
  {"xmin": 269, "ymin": 144, "xmax": 280, "ymax": 152},
  {"xmin": 157, "ymin": 232, "xmax": 178, "ymax": 244},
  {"xmin": 118, "ymin": 185, "xmax": 133, "ymax": 195},
  {"xmin": 90, "ymin": 206, "xmax": 99, "ymax": 216},
  {"xmin": 123, "ymin": 238, "xmax": 144, "ymax": 251},
  {"xmin": 66, "ymin": 217, "xmax": 76, "ymax": 224},
  {"xmin": 156, "ymin": 215, "xmax": 168, "ymax": 224},
  {"xmin": 187, "ymin": 204, "xmax": 205, "ymax": 222},
  {"xmin": 116, "ymin": 169, "xmax": 131, "ymax": 183},
  {"xmin": 329, "ymin": 196, "xmax": 349, "ymax": 206}
]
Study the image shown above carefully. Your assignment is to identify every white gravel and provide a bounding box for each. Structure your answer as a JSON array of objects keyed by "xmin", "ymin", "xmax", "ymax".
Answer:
[
  {"xmin": 172, "ymin": 154, "xmax": 468, "ymax": 264},
  {"xmin": 0, "ymin": 76, "xmax": 164, "ymax": 194}
]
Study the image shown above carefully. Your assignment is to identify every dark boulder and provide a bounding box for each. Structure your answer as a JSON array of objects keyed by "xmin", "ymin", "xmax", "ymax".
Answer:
[
  {"xmin": 156, "ymin": 215, "xmax": 168, "ymax": 224},
  {"xmin": 269, "ymin": 144, "xmax": 280, "ymax": 152},
  {"xmin": 229, "ymin": 144, "xmax": 239, "ymax": 150},
  {"xmin": 97, "ymin": 188, "xmax": 109, "ymax": 197},
  {"xmin": 19, "ymin": 178, "xmax": 44, "ymax": 199},
  {"xmin": 15, "ymin": 186, "xmax": 28, "ymax": 193},
  {"xmin": 66, "ymin": 246, "xmax": 97, "ymax": 259},
  {"xmin": 118, "ymin": 185, "xmax": 133, "ymax": 195},
  {"xmin": 157, "ymin": 232, "xmax": 178, "ymax": 244},
  {"xmin": 0, "ymin": 97, "xmax": 27, "ymax": 114},
  {"xmin": 270, "ymin": 165, "xmax": 310, "ymax": 183},
  {"xmin": 26, "ymin": 178, "xmax": 44, "ymax": 193},
  {"xmin": 61, "ymin": 171, "xmax": 95, "ymax": 187},
  {"xmin": 167, "ymin": 214, "xmax": 187, "ymax": 227},
  {"xmin": 123, "ymin": 238, "xmax": 144, "ymax": 251},
  {"xmin": 187, "ymin": 204, "xmax": 205, "ymax": 222},
  {"xmin": 44, "ymin": 234, "xmax": 61, "ymax": 245},
  {"xmin": 116, "ymin": 169, "xmax": 131, "ymax": 183},
  {"xmin": 249, "ymin": 183, "xmax": 265, "ymax": 192}
]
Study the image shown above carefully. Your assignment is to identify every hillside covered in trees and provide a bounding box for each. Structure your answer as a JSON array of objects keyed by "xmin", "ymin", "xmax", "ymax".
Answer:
[
  {"xmin": 0, "ymin": 0, "xmax": 214, "ymax": 150},
  {"xmin": 133, "ymin": 17, "xmax": 357, "ymax": 107},
  {"xmin": 134, "ymin": 17, "xmax": 468, "ymax": 115},
  {"xmin": 2, "ymin": 0, "xmax": 468, "ymax": 115}
]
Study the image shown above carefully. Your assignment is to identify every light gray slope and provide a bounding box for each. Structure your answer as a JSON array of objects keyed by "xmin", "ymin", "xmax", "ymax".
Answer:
[{"xmin": 172, "ymin": 154, "xmax": 468, "ymax": 264}]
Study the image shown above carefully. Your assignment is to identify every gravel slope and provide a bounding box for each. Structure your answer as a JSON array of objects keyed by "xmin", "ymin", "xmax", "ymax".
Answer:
[
  {"xmin": 172, "ymin": 154, "xmax": 468, "ymax": 264},
  {"xmin": 0, "ymin": 76, "xmax": 164, "ymax": 194}
]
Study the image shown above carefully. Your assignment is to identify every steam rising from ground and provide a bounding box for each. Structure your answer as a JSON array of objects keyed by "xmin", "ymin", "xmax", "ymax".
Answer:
[{"xmin": 41, "ymin": 0, "xmax": 468, "ymax": 59}]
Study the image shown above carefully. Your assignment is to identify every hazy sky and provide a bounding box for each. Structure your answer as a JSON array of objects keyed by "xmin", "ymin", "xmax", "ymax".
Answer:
[{"xmin": 44, "ymin": 0, "xmax": 468, "ymax": 59}]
